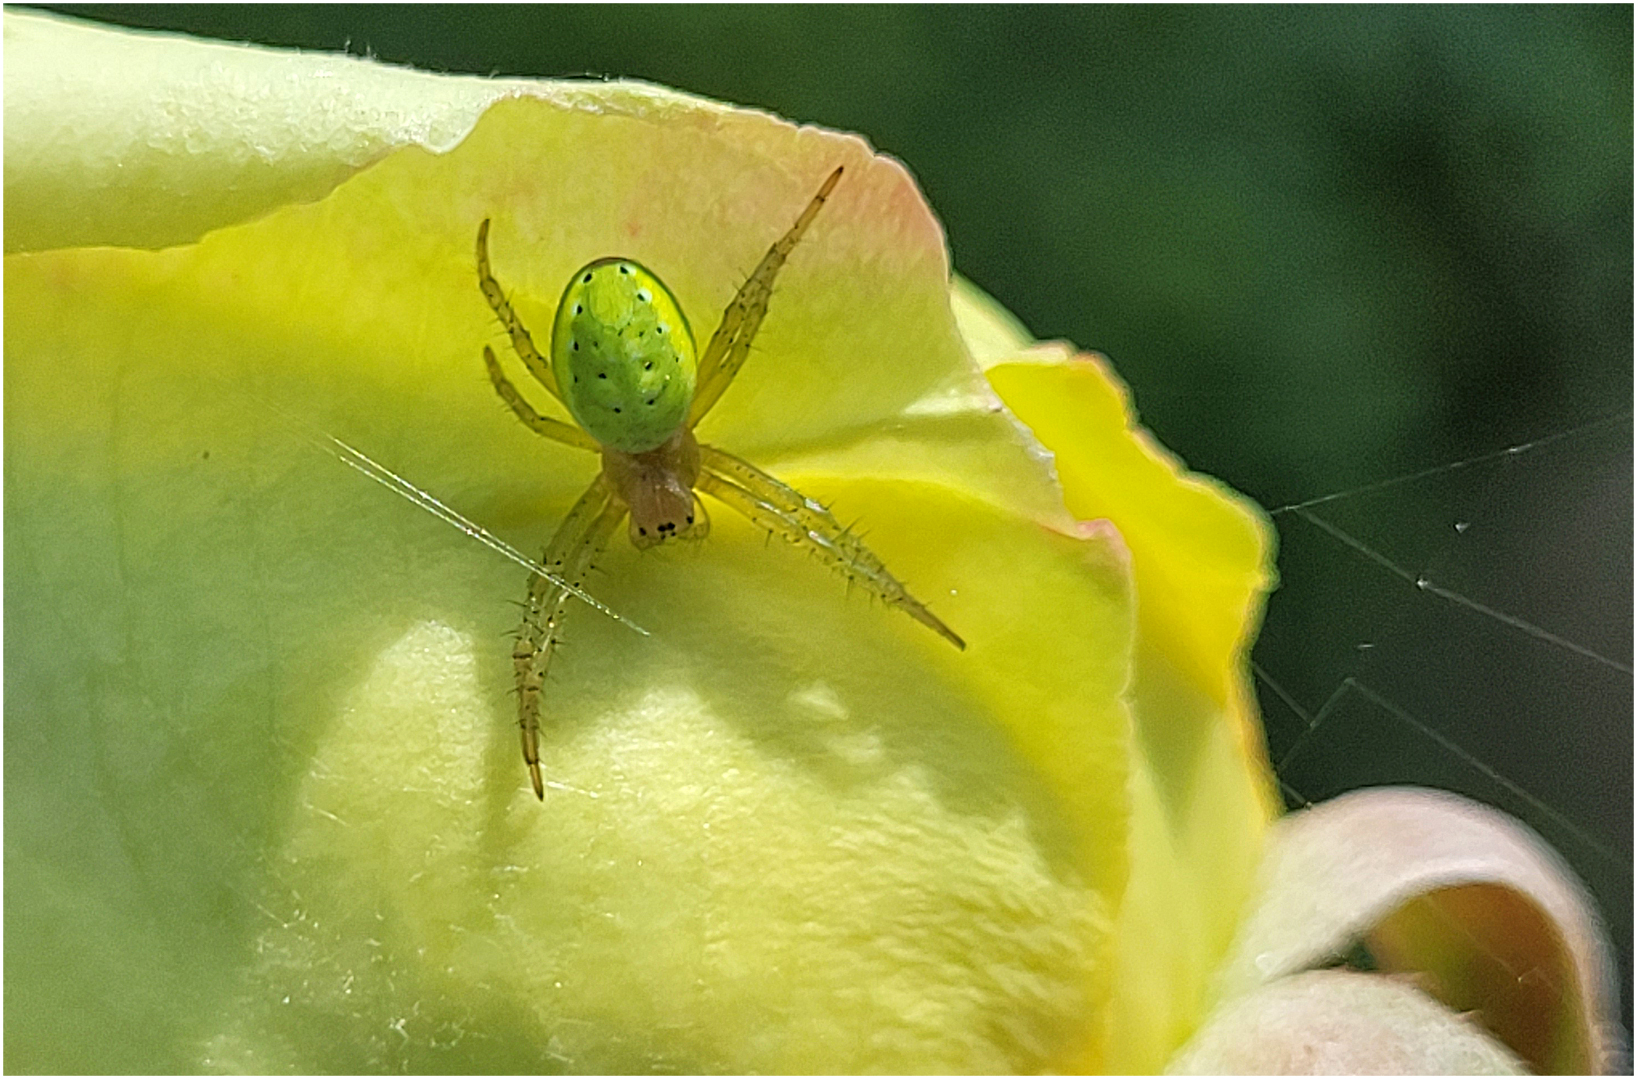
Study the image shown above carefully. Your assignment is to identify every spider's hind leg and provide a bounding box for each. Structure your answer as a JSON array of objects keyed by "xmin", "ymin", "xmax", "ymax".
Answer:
[
  {"xmin": 686, "ymin": 166, "xmax": 844, "ymax": 427},
  {"xmin": 476, "ymin": 218, "xmax": 564, "ymax": 402},
  {"xmin": 483, "ymin": 346, "xmax": 601, "ymax": 453}
]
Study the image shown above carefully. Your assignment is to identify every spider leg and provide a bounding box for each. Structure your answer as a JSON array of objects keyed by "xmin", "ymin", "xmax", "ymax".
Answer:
[
  {"xmin": 483, "ymin": 346, "xmax": 601, "ymax": 453},
  {"xmin": 477, "ymin": 218, "xmax": 563, "ymax": 402},
  {"xmin": 686, "ymin": 166, "xmax": 844, "ymax": 428},
  {"xmin": 696, "ymin": 443, "xmax": 965, "ymax": 650},
  {"xmin": 514, "ymin": 474, "xmax": 628, "ymax": 799}
]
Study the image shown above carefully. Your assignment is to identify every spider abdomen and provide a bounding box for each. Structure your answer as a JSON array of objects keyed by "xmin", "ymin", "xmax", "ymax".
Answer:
[{"xmin": 551, "ymin": 258, "xmax": 697, "ymax": 454}]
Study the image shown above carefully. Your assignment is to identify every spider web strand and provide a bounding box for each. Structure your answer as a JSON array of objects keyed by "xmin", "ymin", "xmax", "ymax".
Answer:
[
  {"xmin": 1260, "ymin": 663, "xmax": 1623, "ymax": 867},
  {"xmin": 312, "ymin": 431, "xmax": 647, "ymax": 637},
  {"xmin": 1291, "ymin": 508, "xmax": 1628, "ymax": 674},
  {"xmin": 1348, "ymin": 679, "xmax": 1626, "ymax": 867},
  {"xmin": 1269, "ymin": 412, "xmax": 1632, "ymax": 516}
]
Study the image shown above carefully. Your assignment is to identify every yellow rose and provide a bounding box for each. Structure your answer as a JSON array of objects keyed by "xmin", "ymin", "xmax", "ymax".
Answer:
[{"xmin": 5, "ymin": 12, "xmax": 1617, "ymax": 1074}]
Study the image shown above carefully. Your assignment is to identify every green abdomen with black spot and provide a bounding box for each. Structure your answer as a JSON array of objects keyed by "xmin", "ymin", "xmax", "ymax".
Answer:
[{"xmin": 550, "ymin": 258, "xmax": 697, "ymax": 454}]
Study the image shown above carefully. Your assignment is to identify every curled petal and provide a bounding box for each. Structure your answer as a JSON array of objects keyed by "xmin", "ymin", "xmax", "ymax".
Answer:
[
  {"xmin": 1169, "ymin": 968, "xmax": 1527, "ymax": 1074},
  {"xmin": 1207, "ymin": 787, "xmax": 1625, "ymax": 1073}
]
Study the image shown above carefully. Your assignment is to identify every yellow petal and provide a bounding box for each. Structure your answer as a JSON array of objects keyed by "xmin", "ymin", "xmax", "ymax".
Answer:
[
  {"xmin": 7, "ymin": 14, "xmax": 1146, "ymax": 1073},
  {"xmin": 957, "ymin": 276, "xmax": 1280, "ymax": 1070},
  {"xmin": 195, "ymin": 483, "xmax": 1133, "ymax": 1073}
]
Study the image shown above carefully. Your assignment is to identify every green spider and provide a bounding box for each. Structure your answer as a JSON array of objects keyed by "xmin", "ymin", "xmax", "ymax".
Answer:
[{"xmin": 476, "ymin": 166, "xmax": 965, "ymax": 799}]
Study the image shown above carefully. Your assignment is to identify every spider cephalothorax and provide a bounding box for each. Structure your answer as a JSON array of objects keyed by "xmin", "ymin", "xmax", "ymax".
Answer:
[
  {"xmin": 477, "ymin": 166, "xmax": 964, "ymax": 799},
  {"xmin": 601, "ymin": 427, "xmax": 704, "ymax": 549}
]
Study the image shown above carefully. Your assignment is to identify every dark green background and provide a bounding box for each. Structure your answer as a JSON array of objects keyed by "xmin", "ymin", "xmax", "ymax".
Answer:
[{"xmin": 39, "ymin": 3, "xmax": 1636, "ymax": 1037}]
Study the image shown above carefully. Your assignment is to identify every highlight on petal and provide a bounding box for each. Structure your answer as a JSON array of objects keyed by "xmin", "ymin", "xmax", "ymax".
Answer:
[
  {"xmin": 6, "ymin": 12, "xmax": 1152, "ymax": 1074},
  {"xmin": 4, "ymin": 9, "xmax": 517, "ymax": 253},
  {"xmin": 1194, "ymin": 787, "xmax": 1625, "ymax": 1074}
]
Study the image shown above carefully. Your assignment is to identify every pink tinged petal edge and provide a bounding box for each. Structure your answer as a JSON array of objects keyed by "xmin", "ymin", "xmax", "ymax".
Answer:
[
  {"xmin": 1168, "ymin": 968, "xmax": 1528, "ymax": 1074},
  {"xmin": 6, "ymin": 8, "xmax": 949, "ymax": 274},
  {"xmin": 1208, "ymin": 786, "xmax": 1625, "ymax": 1073}
]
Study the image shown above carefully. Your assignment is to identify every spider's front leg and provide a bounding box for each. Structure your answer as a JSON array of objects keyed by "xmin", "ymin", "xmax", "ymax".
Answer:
[
  {"xmin": 513, "ymin": 475, "xmax": 628, "ymax": 799},
  {"xmin": 696, "ymin": 444, "xmax": 965, "ymax": 650}
]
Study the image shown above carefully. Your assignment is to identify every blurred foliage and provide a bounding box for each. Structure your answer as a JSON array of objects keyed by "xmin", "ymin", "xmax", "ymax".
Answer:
[{"xmin": 36, "ymin": 3, "xmax": 1637, "ymax": 1030}]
